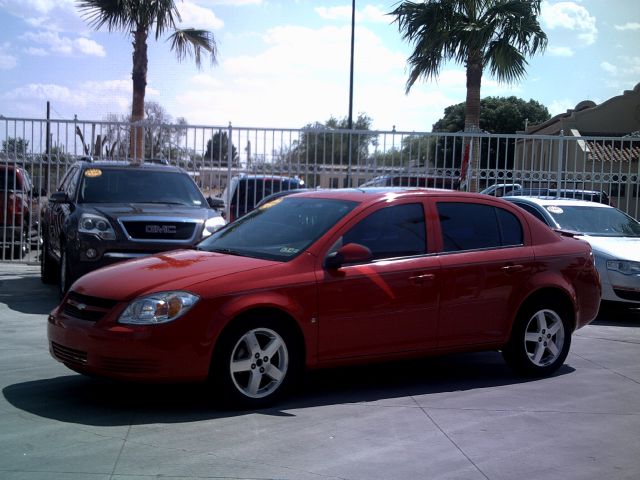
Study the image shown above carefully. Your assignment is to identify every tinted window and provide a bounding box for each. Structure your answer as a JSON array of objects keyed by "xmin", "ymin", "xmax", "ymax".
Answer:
[
  {"xmin": 343, "ymin": 203, "xmax": 426, "ymax": 260},
  {"xmin": 232, "ymin": 178, "xmax": 300, "ymax": 215},
  {"xmin": 438, "ymin": 202, "xmax": 523, "ymax": 252},
  {"xmin": 79, "ymin": 169, "xmax": 205, "ymax": 206}
]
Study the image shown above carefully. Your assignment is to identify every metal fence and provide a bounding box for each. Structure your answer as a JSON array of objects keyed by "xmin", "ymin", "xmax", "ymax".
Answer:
[{"xmin": 2, "ymin": 116, "xmax": 639, "ymax": 263}]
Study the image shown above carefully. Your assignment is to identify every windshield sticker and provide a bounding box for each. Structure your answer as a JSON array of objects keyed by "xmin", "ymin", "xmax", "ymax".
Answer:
[
  {"xmin": 547, "ymin": 206, "xmax": 563, "ymax": 214},
  {"xmin": 279, "ymin": 247, "xmax": 299, "ymax": 255},
  {"xmin": 84, "ymin": 169, "xmax": 102, "ymax": 178}
]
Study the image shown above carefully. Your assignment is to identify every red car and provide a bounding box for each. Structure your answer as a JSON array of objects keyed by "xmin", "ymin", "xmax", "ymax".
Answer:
[{"xmin": 48, "ymin": 189, "xmax": 601, "ymax": 408}]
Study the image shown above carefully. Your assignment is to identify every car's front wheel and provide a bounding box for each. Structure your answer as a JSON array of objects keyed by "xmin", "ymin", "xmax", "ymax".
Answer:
[
  {"xmin": 58, "ymin": 248, "xmax": 75, "ymax": 297},
  {"xmin": 41, "ymin": 240, "xmax": 57, "ymax": 284},
  {"xmin": 211, "ymin": 315, "xmax": 301, "ymax": 408},
  {"xmin": 503, "ymin": 302, "xmax": 572, "ymax": 377}
]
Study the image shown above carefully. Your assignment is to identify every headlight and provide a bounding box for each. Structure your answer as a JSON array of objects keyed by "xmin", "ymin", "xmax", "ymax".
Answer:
[
  {"xmin": 79, "ymin": 213, "xmax": 116, "ymax": 240},
  {"xmin": 202, "ymin": 216, "xmax": 226, "ymax": 237},
  {"xmin": 606, "ymin": 260, "xmax": 640, "ymax": 275},
  {"xmin": 118, "ymin": 291, "xmax": 199, "ymax": 325}
]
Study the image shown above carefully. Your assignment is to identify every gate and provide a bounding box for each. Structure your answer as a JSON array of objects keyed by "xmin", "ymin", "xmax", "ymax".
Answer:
[{"xmin": 2, "ymin": 116, "xmax": 638, "ymax": 263}]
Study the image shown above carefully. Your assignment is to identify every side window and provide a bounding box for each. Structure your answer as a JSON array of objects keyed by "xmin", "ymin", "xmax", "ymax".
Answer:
[
  {"xmin": 58, "ymin": 167, "xmax": 78, "ymax": 195},
  {"xmin": 438, "ymin": 202, "xmax": 523, "ymax": 252},
  {"xmin": 342, "ymin": 203, "xmax": 426, "ymax": 260},
  {"xmin": 496, "ymin": 208, "xmax": 523, "ymax": 246}
]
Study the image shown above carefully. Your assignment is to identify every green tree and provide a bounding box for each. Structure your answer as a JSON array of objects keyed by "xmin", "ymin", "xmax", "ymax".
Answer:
[
  {"xmin": 292, "ymin": 113, "xmax": 377, "ymax": 167},
  {"xmin": 391, "ymin": 0, "xmax": 547, "ymax": 131},
  {"xmin": 78, "ymin": 0, "xmax": 218, "ymax": 161},
  {"xmin": 433, "ymin": 96, "xmax": 550, "ymax": 133},
  {"xmin": 432, "ymin": 96, "xmax": 550, "ymax": 169},
  {"xmin": 391, "ymin": 0, "xmax": 547, "ymax": 190},
  {"xmin": 1, "ymin": 137, "xmax": 29, "ymax": 157},
  {"xmin": 204, "ymin": 131, "xmax": 239, "ymax": 167}
]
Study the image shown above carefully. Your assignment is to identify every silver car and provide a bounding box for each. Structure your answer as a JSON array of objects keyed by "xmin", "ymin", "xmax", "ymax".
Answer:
[{"xmin": 504, "ymin": 196, "xmax": 640, "ymax": 306}]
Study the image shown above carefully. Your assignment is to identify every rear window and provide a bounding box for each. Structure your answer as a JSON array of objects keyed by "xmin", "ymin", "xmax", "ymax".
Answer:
[
  {"xmin": 0, "ymin": 168, "xmax": 25, "ymax": 191},
  {"xmin": 437, "ymin": 202, "xmax": 523, "ymax": 252}
]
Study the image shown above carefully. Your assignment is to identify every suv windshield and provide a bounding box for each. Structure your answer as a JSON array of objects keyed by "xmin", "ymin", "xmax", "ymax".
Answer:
[
  {"xmin": 547, "ymin": 205, "xmax": 640, "ymax": 237},
  {"xmin": 199, "ymin": 197, "xmax": 357, "ymax": 261},
  {"xmin": 79, "ymin": 168, "xmax": 205, "ymax": 206}
]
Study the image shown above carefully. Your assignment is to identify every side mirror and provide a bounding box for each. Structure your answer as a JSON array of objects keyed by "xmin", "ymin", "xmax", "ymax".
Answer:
[
  {"xmin": 325, "ymin": 243, "xmax": 372, "ymax": 269},
  {"xmin": 207, "ymin": 196, "xmax": 225, "ymax": 210},
  {"xmin": 49, "ymin": 191, "xmax": 70, "ymax": 203}
]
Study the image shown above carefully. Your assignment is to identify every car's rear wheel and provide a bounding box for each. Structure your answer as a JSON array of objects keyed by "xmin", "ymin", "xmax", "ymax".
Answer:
[
  {"xmin": 503, "ymin": 302, "xmax": 572, "ymax": 377},
  {"xmin": 211, "ymin": 315, "xmax": 301, "ymax": 408}
]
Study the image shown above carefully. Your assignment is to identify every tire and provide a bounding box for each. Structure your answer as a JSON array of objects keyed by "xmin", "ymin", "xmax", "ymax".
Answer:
[
  {"xmin": 58, "ymin": 247, "xmax": 74, "ymax": 297},
  {"xmin": 210, "ymin": 315, "xmax": 301, "ymax": 409},
  {"xmin": 41, "ymin": 240, "xmax": 58, "ymax": 284},
  {"xmin": 503, "ymin": 302, "xmax": 572, "ymax": 377}
]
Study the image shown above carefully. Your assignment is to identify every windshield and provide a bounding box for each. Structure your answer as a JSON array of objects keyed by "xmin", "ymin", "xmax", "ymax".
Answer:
[
  {"xmin": 79, "ymin": 168, "xmax": 205, "ymax": 206},
  {"xmin": 199, "ymin": 197, "xmax": 358, "ymax": 261},
  {"xmin": 546, "ymin": 205, "xmax": 640, "ymax": 237}
]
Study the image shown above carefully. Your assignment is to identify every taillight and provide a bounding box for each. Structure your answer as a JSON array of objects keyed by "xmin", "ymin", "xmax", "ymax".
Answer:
[{"xmin": 6, "ymin": 194, "xmax": 24, "ymax": 223}]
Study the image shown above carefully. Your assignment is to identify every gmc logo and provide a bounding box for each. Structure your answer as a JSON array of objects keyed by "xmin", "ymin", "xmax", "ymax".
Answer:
[{"xmin": 145, "ymin": 225, "xmax": 177, "ymax": 234}]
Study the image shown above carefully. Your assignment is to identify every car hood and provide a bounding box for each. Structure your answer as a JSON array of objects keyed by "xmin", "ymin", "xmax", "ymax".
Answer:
[
  {"xmin": 578, "ymin": 235, "xmax": 640, "ymax": 261},
  {"xmin": 88, "ymin": 203, "xmax": 215, "ymax": 220},
  {"xmin": 73, "ymin": 249, "xmax": 279, "ymax": 301}
]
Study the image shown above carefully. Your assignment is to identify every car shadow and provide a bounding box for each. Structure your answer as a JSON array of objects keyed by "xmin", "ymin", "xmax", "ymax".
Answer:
[
  {"xmin": 593, "ymin": 301, "xmax": 640, "ymax": 326},
  {"xmin": 0, "ymin": 269, "xmax": 59, "ymax": 315},
  {"xmin": 3, "ymin": 351, "xmax": 574, "ymax": 426}
]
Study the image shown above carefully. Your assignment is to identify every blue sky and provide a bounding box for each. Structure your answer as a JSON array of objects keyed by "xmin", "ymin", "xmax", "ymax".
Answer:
[{"xmin": 0, "ymin": 0, "xmax": 638, "ymax": 132}]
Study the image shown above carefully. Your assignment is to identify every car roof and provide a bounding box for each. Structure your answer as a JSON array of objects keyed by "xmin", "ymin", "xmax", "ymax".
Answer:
[
  {"xmin": 277, "ymin": 187, "xmax": 492, "ymax": 204},
  {"xmin": 503, "ymin": 195, "xmax": 612, "ymax": 209},
  {"xmin": 76, "ymin": 160, "xmax": 185, "ymax": 173}
]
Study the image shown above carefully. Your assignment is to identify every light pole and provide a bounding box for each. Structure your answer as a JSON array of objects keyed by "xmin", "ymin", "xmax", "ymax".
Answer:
[{"xmin": 348, "ymin": 0, "xmax": 355, "ymax": 130}]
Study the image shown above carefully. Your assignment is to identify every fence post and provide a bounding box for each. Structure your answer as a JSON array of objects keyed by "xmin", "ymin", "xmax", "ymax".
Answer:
[{"xmin": 557, "ymin": 129, "xmax": 565, "ymax": 191}]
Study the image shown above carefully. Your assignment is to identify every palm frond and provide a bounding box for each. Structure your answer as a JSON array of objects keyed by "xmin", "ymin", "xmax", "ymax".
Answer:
[{"xmin": 168, "ymin": 29, "xmax": 218, "ymax": 69}]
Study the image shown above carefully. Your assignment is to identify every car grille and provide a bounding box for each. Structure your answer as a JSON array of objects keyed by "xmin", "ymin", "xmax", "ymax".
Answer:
[
  {"xmin": 121, "ymin": 220, "xmax": 197, "ymax": 241},
  {"xmin": 62, "ymin": 292, "xmax": 118, "ymax": 322},
  {"xmin": 51, "ymin": 342, "xmax": 88, "ymax": 366},
  {"xmin": 613, "ymin": 288, "xmax": 640, "ymax": 302}
]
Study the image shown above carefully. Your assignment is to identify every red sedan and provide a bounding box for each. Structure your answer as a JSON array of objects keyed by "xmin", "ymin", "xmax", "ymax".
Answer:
[{"xmin": 48, "ymin": 189, "xmax": 601, "ymax": 407}]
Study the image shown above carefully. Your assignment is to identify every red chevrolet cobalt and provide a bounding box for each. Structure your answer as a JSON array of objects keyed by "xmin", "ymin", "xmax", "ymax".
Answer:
[{"xmin": 48, "ymin": 189, "xmax": 601, "ymax": 407}]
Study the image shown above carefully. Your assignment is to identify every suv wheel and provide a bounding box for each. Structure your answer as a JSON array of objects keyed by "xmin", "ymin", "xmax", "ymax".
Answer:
[
  {"xmin": 58, "ymin": 248, "xmax": 74, "ymax": 297},
  {"xmin": 40, "ymin": 240, "xmax": 57, "ymax": 284}
]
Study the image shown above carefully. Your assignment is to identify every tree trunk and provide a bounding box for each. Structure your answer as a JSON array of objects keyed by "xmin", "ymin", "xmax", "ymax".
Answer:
[
  {"xmin": 130, "ymin": 27, "xmax": 148, "ymax": 163},
  {"xmin": 463, "ymin": 50, "xmax": 483, "ymax": 192}
]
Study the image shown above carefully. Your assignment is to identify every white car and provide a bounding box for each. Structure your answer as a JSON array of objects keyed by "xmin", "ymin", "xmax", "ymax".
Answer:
[{"xmin": 504, "ymin": 196, "xmax": 640, "ymax": 306}]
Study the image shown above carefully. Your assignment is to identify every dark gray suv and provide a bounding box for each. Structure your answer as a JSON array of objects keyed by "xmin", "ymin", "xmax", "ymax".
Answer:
[{"xmin": 41, "ymin": 160, "xmax": 225, "ymax": 295}]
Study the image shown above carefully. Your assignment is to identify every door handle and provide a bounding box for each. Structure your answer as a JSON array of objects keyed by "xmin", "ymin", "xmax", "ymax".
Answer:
[
  {"xmin": 409, "ymin": 273, "xmax": 435, "ymax": 284},
  {"xmin": 501, "ymin": 264, "xmax": 524, "ymax": 274}
]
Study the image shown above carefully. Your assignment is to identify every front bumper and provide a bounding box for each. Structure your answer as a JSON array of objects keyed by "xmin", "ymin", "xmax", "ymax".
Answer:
[{"xmin": 47, "ymin": 296, "xmax": 214, "ymax": 382}]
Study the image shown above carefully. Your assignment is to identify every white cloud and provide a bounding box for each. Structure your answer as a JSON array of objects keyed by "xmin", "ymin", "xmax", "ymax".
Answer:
[
  {"xmin": 177, "ymin": 1, "xmax": 224, "ymax": 30},
  {"xmin": 600, "ymin": 62, "xmax": 618, "ymax": 75},
  {"xmin": 21, "ymin": 30, "xmax": 106, "ymax": 57},
  {"xmin": 24, "ymin": 47, "xmax": 47, "ymax": 56},
  {"xmin": 315, "ymin": 5, "xmax": 389, "ymax": 23},
  {"xmin": 541, "ymin": 1, "xmax": 597, "ymax": 45},
  {"xmin": 548, "ymin": 46, "xmax": 574, "ymax": 57},
  {"xmin": 0, "ymin": 43, "xmax": 17, "ymax": 70},
  {"xmin": 615, "ymin": 22, "xmax": 640, "ymax": 31},
  {"xmin": 548, "ymin": 99, "xmax": 575, "ymax": 116},
  {"xmin": 193, "ymin": 0, "xmax": 263, "ymax": 5}
]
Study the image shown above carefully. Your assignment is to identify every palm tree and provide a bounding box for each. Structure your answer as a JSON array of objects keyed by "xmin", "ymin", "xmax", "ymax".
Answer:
[
  {"xmin": 391, "ymin": 0, "xmax": 547, "ymax": 190},
  {"xmin": 78, "ymin": 0, "xmax": 218, "ymax": 161}
]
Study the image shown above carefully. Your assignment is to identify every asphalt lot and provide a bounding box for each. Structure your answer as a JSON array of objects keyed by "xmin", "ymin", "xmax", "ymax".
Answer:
[{"xmin": 1, "ymin": 262, "xmax": 639, "ymax": 480}]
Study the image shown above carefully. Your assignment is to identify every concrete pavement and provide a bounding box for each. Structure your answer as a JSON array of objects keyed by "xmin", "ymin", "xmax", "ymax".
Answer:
[{"xmin": 1, "ymin": 262, "xmax": 639, "ymax": 480}]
